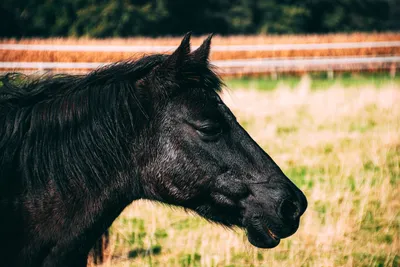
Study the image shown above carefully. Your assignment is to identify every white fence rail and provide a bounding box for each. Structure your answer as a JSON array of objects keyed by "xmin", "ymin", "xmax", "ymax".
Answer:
[
  {"xmin": 1, "ymin": 56, "xmax": 399, "ymax": 74},
  {"xmin": 1, "ymin": 41, "xmax": 400, "ymax": 52}
]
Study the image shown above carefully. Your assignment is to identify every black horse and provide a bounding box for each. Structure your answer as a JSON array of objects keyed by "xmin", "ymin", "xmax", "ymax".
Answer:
[{"xmin": 0, "ymin": 34, "xmax": 307, "ymax": 267}]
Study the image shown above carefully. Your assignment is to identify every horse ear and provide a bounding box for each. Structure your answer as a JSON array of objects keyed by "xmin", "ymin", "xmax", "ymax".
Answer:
[
  {"xmin": 191, "ymin": 33, "xmax": 213, "ymax": 64},
  {"xmin": 161, "ymin": 32, "xmax": 191, "ymax": 71}
]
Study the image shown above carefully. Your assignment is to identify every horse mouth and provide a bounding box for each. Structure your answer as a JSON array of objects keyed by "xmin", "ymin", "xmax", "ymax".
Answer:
[
  {"xmin": 267, "ymin": 228, "xmax": 279, "ymax": 240},
  {"xmin": 245, "ymin": 219, "xmax": 281, "ymax": 248}
]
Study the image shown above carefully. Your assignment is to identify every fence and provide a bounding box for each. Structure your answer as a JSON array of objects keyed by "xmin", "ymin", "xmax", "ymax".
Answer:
[
  {"xmin": 2, "ymin": 41, "xmax": 400, "ymax": 52},
  {"xmin": 1, "ymin": 41, "xmax": 399, "ymax": 75}
]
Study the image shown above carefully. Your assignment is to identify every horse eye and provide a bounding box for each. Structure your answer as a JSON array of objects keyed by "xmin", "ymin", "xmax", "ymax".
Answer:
[{"xmin": 196, "ymin": 125, "xmax": 222, "ymax": 141}]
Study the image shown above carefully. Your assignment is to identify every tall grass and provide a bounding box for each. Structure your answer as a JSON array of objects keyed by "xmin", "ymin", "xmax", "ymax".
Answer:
[{"xmin": 94, "ymin": 75, "xmax": 399, "ymax": 267}]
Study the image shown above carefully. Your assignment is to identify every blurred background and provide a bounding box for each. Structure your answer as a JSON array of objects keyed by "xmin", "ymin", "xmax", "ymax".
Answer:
[
  {"xmin": 1, "ymin": 1, "xmax": 399, "ymax": 266},
  {"xmin": 1, "ymin": 0, "xmax": 400, "ymax": 36}
]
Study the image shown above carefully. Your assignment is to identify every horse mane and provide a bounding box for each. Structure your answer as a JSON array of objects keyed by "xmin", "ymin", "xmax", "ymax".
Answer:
[
  {"xmin": 0, "ymin": 55, "xmax": 166, "ymax": 106},
  {"xmin": 0, "ymin": 52, "xmax": 222, "ymax": 197}
]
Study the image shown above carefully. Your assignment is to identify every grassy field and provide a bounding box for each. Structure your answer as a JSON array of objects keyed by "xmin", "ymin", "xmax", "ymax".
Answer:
[
  {"xmin": 225, "ymin": 72, "xmax": 400, "ymax": 91},
  {"xmin": 91, "ymin": 74, "xmax": 399, "ymax": 267}
]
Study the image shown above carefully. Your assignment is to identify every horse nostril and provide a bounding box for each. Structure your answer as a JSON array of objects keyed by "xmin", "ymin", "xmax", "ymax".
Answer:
[{"xmin": 279, "ymin": 199, "xmax": 300, "ymax": 221}]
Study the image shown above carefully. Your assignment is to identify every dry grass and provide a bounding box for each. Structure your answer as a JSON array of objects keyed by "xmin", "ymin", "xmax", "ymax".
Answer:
[
  {"xmin": 2, "ymin": 47, "xmax": 399, "ymax": 63},
  {"xmin": 1, "ymin": 33, "xmax": 399, "ymax": 63},
  {"xmin": 2, "ymin": 32, "xmax": 400, "ymax": 45},
  {"xmin": 92, "ymin": 76, "xmax": 400, "ymax": 267}
]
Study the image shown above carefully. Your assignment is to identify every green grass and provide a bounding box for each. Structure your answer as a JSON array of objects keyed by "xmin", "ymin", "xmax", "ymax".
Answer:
[
  {"xmin": 225, "ymin": 72, "xmax": 400, "ymax": 91},
  {"xmin": 225, "ymin": 75, "xmax": 301, "ymax": 91}
]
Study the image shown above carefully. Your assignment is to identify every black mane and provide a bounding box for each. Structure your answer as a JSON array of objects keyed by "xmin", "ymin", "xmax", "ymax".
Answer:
[
  {"xmin": 0, "ymin": 54, "xmax": 222, "ymax": 196},
  {"xmin": 0, "ymin": 55, "xmax": 166, "ymax": 105}
]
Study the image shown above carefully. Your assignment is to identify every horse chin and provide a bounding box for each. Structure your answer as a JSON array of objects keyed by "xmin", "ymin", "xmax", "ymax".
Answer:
[{"xmin": 244, "ymin": 218, "xmax": 281, "ymax": 249}]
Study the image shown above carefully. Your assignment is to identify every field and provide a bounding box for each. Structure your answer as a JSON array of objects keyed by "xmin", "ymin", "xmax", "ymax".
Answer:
[
  {"xmin": 2, "ymin": 33, "xmax": 399, "ymax": 266},
  {"xmin": 1, "ymin": 33, "xmax": 400, "ymax": 63},
  {"xmin": 90, "ymin": 73, "xmax": 400, "ymax": 267}
]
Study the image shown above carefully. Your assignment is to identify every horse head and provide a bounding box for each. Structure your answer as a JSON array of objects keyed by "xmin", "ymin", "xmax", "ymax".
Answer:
[{"xmin": 138, "ymin": 33, "xmax": 307, "ymax": 248}]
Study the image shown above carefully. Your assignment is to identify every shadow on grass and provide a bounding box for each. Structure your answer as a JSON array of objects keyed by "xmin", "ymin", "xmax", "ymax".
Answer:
[{"xmin": 127, "ymin": 244, "xmax": 162, "ymax": 258}]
